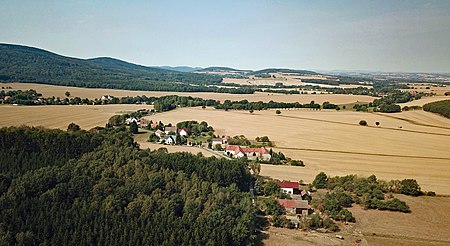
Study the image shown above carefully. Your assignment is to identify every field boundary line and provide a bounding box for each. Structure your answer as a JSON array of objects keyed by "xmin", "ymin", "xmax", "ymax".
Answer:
[
  {"xmin": 279, "ymin": 115, "xmax": 450, "ymax": 137},
  {"xmin": 373, "ymin": 112, "xmax": 450, "ymax": 130},
  {"xmin": 276, "ymin": 146, "xmax": 450, "ymax": 160}
]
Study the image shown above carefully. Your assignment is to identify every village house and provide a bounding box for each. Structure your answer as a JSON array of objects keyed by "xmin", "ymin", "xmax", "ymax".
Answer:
[
  {"xmin": 155, "ymin": 129, "xmax": 165, "ymax": 138},
  {"xmin": 164, "ymin": 126, "xmax": 177, "ymax": 135},
  {"xmin": 225, "ymin": 145, "xmax": 271, "ymax": 161},
  {"xmin": 125, "ymin": 117, "xmax": 139, "ymax": 125},
  {"xmin": 161, "ymin": 135, "xmax": 176, "ymax": 145},
  {"xmin": 177, "ymin": 128, "xmax": 188, "ymax": 136},
  {"xmin": 139, "ymin": 118, "xmax": 150, "ymax": 128},
  {"xmin": 101, "ymin": 95, "xmax": 114, "ymax": 101},
  {"xmin": 277, "ymin": 199, "xmax": 310, "ymax": 215},
  {"xmin": 277, "ymin": 181, "xmax": 300, "ymax": 195},
  {"xmin": 150, "ymin": 121, "xmax": 160, "ymax": 129},
  {"xmin": 212, "ymin": 136, "xmax": 230, "ymax": 147}
]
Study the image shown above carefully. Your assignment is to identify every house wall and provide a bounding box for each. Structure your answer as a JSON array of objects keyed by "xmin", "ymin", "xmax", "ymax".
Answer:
[{"xmin": 281, "ymin": 188, "xmax": 294, "ymax": 194}]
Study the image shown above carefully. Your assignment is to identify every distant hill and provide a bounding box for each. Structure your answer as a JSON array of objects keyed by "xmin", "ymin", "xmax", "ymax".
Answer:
[
  {"xmin": 157, "ymin": 66, "xmax": 203, "ymax": 73},
  {"xmin": 252, "ymin": 68, "xmax": 318, "ymax": 75},
  {"xmin": 0, "ymin": 44, "xmax": 223, "ymax": 92},
  {"xmin": 198, "ymin": 67, "xmax": 252, "ymax": 73}
]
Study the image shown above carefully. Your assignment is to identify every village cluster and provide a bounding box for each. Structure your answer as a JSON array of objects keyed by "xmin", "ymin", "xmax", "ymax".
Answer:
[{"xmin": 137, "ymin": 119, "xmax": 273, "ymax": 161}]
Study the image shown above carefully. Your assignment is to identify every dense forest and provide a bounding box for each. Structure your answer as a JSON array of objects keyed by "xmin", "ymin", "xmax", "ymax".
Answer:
[
  {"xmin": 0, "ymin": 44, "xmax": 256, "ymax": 94},
  {"xmin": 0, "ymin": 126, "xmax": 257, "ymax": 245},
  {"xmin": 0, "ymin": 126, "xmax": 104, "ymax": 176},
  {"xmin": 423, "ymin": 100, "xmax": 450, "ymax": 118}
]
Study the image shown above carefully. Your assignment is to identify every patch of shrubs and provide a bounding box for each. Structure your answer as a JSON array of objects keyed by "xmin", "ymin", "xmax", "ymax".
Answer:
[{"xmin": 311, "ymin": 172, "xmax": 433, "ymax": 214}]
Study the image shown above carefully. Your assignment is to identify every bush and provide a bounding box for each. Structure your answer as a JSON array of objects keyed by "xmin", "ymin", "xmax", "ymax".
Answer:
[
  {"xmin": 373, "ymin": 198, "xmax": 411, "ymax": 213},
  {"xmin": 275, "ymin": 110, "xmax": 281, "ymax": 115},
  {"xmin": 400, "ymin": 179, "xmax": 422, "ymax": 196},
  {"xmin": 67, "ymin": 122, "xmax": 81, "ymax": 131},
  {"xmin": 359, "ymin": 120, "xmax": 367, "ymax": 126},
  {"xmin": 379, "ymin": 104, "xmax": 401, "ymax": 113},
  {"xmin": 290, "ymin": 160, "xmax": 305, "ymax": 166}
]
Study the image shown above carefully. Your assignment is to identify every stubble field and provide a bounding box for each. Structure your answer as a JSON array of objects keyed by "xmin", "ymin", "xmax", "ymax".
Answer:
[
  {"xmin": 141, "ymin": 107, "xmax": 450, "ymax": 195},
  {"xmin": 0, "ymin": 104, "xmax": 154, "ymax": 130},
  {"xmin": 1, "ymin": 82, "xmax": 377, "ymax": 104}
]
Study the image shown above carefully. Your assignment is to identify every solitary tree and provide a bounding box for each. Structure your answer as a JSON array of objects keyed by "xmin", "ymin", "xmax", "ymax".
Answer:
[
  {"xmin": 276, "ymin": 110, "xmax": 281, "ymax": 115},
  {"xmin": 359, "ymin": 120, "xmax": 368, "ymax": 126},
  {"xmin": 249, "ymin": 110, "xmax": 254, "ymax": 114},
  {"xmin": 375, "ymin": 121, "xmax": 380, "ymax": 127},
  {"xmin": 65, "ymin": 91, "xmax": 71, "ymax": 97},
  {"xmin": 129, "ymin": 121, "xmax": 139, "ymax": 134},
  {"xmin": 312, "ymin": 172, "xmax": 328, "ymax": 189}
]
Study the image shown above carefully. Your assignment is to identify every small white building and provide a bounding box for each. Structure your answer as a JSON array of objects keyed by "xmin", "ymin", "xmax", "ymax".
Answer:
[
  {"xmin": 125, "ymin": 117, "xmax": 139, "ymax": 125},
  {"xmin": 155, "ymin": 129, "xmax": 165, "ymax": 138},
  {"xmin": 212, "ymin": 136, "xmax": 229, "ymax": 147},
  {"xmin": 162, "ymin": 135, "xmax": 177, "ymax": 145},
  {"xmin": 177, "ymin": 128, "xmax": 188, "ymax": 136}
]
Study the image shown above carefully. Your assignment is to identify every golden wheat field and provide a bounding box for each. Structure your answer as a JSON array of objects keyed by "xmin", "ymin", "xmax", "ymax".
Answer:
[
  {"xmin": 1, "ymin": 82, "xmax": 377, "ymax": 104},
  {"xmin": 0, "ymin": 104, "xmax": 153, "ymax": 130},
  {"xmin": 141, "ymin": 107, "xmax": 450, "ymax": 195}
]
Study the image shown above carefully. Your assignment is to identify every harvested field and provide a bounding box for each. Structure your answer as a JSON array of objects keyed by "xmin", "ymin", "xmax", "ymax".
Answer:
[
  {"xmin": 223, "ymin": 76, "xmax": 373, "ymax": 89},
  {"xmin": 349, "ymin": 195, "xmax": 450, "ymax": 245},
  {"xmin": 262, "ymin": 195, "xmax": 450, "ymax": 246},
  {"xmin": 141, "ymin": 107, "xmax": 450, "ymax": 194},
  {"xmin": 0, "ymin": 104, "xmax": 153, "ymax": 130},
  {"xmin": 404, "ymin": 84, "xmax": 450, "ymax": 96},
  {"xmin": 399, "ymin": 96, "xmax": 449, "ymax": 107},
  {"xmin": 0, "ymin": 82, "xmax": 377, "ymax": 104}
]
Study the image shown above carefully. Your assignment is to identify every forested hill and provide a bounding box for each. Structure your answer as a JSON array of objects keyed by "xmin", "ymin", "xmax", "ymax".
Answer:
[
  {"xmin": 0, "ymin": 126, "xmax": 256, "ymax": 245},
  {"xmin": 0, "ymin": 43, "xmax": 231, "ymax": 92}
]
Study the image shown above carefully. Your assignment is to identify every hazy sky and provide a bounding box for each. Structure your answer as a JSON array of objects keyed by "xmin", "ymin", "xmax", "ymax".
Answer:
[{"xmin": 1, "ymin": 0, "xmax": 450, "ymax": 72}]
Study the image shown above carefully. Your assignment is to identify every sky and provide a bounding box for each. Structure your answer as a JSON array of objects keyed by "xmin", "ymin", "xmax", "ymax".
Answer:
[{"xmin": 1, "ymin": 0, "xmax": 450, "ymax": 73}]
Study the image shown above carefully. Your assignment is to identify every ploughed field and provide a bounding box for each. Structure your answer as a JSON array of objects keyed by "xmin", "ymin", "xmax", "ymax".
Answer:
[
  {"xmin": 1, "ymin": 82, "xmax": 377, "ymax": 104},
  {"xmin": 142, "ymin": 107, "xmax": 450, "ymax": 195}
]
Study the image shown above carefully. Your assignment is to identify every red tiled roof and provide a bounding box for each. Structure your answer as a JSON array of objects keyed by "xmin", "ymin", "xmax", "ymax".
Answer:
[
  {"xmin": 177, "ymin": 128, "xmax": 188, "ymax": 134},
  {"xmin": 277, "ymin": 181, "xmax": 299, "ymax": 189},
  {"xmin": 277, "ymin": 199, "xmax": 297, "ymax": 208},
  {"xmin": 277, "ymin": 199, "xmax": 309, "ymax": 209},
  {"xmin": 225, "ymin": 145, "xmax": 269, "ymax": 155}
]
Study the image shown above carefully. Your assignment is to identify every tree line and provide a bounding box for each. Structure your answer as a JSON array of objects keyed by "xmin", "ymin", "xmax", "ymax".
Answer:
[{"xmin": 423, "ymin": 100, "xmax": 450, "ymax": 118}]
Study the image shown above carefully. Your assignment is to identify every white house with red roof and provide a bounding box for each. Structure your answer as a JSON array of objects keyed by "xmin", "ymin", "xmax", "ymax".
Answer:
[
  {"xmin": 277, "ymin": 181, "xmax": 300, "ymax": 195},
  {"xmin": 177, "ymin": 128, "xmax": 188, "ymax": 136},
  {"xmin": 212, "ymin": 136, "xmax": 230, "ymax": 146},
  {"xmin": 225, "ymin": 145, "xmax": 271, "ymax": 161}
]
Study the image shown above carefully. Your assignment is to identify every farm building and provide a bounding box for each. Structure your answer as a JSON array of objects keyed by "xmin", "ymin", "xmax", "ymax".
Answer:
[
  {"xmin": 164, "ymin": 126, "xmax": 177, "ymax": 135},
  {"xmin": 277, "ymin": 199, "xmax": 310, "ymax": 215},
  {"xmin": 212, "ymin": 136, "xmax": 229, "ymax": 146},
  {"xmin": 276, "ymin": 181, "xmax": 300, "ymax": 195},
  {"xmin": 225, "ymin": 145, "xmax": 271, "ymax": 161}
]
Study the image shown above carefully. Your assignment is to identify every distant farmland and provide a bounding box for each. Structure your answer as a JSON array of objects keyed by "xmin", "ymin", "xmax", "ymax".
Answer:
[{"xmin": 1, "ymin": 82, "xmax": 377, "ymax": 104}]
